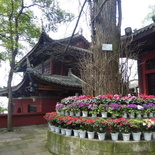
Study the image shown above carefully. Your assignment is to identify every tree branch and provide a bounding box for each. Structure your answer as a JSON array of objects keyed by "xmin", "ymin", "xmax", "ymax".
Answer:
[
  {"xmin": 24, "ymin": 3, "xmax": 45, "ymax": 9},
  {"xmin": 63, "ymin": 0, "xmax": 87, "ymax": 53},
  {"xmin": 92, "ymin": 0, "xmax": 109, "ymax": 23}
]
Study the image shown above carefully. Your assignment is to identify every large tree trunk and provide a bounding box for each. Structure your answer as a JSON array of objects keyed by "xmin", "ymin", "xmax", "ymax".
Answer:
[
  {"xmin": 93, "ymin": 0, "xmax": 120, "ymax": 95},
  {"xmin": 81, "ymin": 0, "xmax": 121, "ymax": 96}
]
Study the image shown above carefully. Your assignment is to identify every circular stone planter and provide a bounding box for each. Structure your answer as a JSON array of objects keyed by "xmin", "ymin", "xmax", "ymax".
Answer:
[{"xmin": 47, "ymin": 130, "xmax": 155, "ymax": 155}]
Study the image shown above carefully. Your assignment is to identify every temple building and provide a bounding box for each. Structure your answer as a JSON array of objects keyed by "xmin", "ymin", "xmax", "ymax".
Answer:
[
  {"xmin": 1, "ymin": 20, "xmax": 155, "ymax": 127},
  {"xmin": 0, "ymin": 32, "xmax": 91, "ymax": 127},
  {"xmin": 124, "ymin": 20, "xmax": 155, "ymax": 95}
]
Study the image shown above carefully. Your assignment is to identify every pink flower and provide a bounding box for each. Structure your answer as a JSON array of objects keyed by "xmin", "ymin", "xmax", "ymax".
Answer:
[
  {"xmin": 147, "ymin": 122, "xmax": 151, "ymax": 128},
  {"xmin": 113, "ymin": 94, "xmax": 120, "ymax": 100}
]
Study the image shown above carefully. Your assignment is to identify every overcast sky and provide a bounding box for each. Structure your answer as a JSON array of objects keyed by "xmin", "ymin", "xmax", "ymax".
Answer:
[{"xmin": 48, "ymin": 0, "xmax": 154, "ymax": 40}]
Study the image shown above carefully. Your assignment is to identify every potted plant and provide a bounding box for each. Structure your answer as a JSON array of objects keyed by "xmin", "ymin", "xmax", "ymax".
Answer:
[
  {"xmin": 135, "ymin": 105, "xmax": 144, "ymax": 118},
  {"xmin": 69, "ymin": 102, "xmax": 81, "ymax": 116},
  {"xmin": 55, "ymin": 103, "xmax": 64, "ymax": 115},
  {"xmin": 95, "ymin": 94, "xmax": 113, "ymax": 105},
  {"xmin": 108, "ymin": 118, "xmax": 121, "ymax": 133},
  {"xmin": 106, "ymin": 103, "xmax": 122, "ymax": 117},
  {"xmin": 98, "ymin": 104, "xmax": 108, "ymax": 118},
  {"xmin": 84, "ymin": 118, "xmax": 96, "ymax": 139},
  {"xmin": 79, "ymin": 102, "xmax": 90, "ymax": 117},
  {"xmin": 108, "ymin": 118, "xmax": 120, "ymax": 141},
  {"xmin": 117, "ymin": 118, "xmax": 131, "ymax": 141},
  {"xmin": 88, "ymin": 104, "xmax": 99, "ymax": 117},
  {"xmin": 94, "ymin": 118, "xmax": 107, "ymax": 141},
  {"xmin": 78, "ymin": 119, "xmax": 87, "ymax": 138},
  {"xmin": 71, "ymin": 117, "xmax": 82, "ymax": 137},
  {"xmin": 127, "ymin": 104, "xmax": 138, "ymax": 118},
  {"xmin": 142, "ymin": 103, "xmax": 155, "ymax": 118},
  {"xmin": 61, "ymin": 96, "xmax": 77, "ymax": 105},
  {"xmin": 120, "ymin": 94, "xmax": 137, "ymax": 104},
  {"xmin": 142, "ymin": 119, "xmax": 154, "ymax": 141},
  {"xmin": 121, "ymin": 104, "xmax": 128, "ymax": 118},
  {"xmin": 62, "ymin": 116, "xmax": 76, "ymax": 136},
  {"xmin": 129, "ymin": 119, "xmax": 143, "ymax": 141},
  {"xmin": 44, "ymin": 112, "xmax": 58, "ymax": 132}
]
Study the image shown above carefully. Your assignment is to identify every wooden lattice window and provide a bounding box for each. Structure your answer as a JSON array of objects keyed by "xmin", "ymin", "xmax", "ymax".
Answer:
[
  {"xmin": 43, "ymin": 60, "xmax": 50, "ymax": 74},
  {"xmin": 44, "ymin": 63, "xmax": 50, "ymax": 74}
]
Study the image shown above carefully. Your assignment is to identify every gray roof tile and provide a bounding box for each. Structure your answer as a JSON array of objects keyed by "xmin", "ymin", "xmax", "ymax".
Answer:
[{"xmin": 27, "ymin": 68, "xmax": 82, "ymax": 88}]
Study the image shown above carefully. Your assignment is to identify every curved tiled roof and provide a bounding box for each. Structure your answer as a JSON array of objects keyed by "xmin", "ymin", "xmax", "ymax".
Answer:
[
  {"xmin": 17, "ymin": 32, "xmax": 91, "ymax": 66},
  {"xmin": 122, "ymin": 22, "xmax": 155, "ymax": 40},
  {"xmin": 27, "ymin": 68, "xmax": 82, "ymax": 88},
  {"xmin": 132, "ymin": 23, "xmax": 155, "ymax": 37},
  {"xmin": 0, "ymin": 68, "xmax": 82, "ymax": 96}
]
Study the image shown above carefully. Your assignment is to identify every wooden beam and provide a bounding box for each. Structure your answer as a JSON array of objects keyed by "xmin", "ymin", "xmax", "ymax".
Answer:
[{"xmin": 38, "ymin": 88, "xmax": 62, "ymax": 91}]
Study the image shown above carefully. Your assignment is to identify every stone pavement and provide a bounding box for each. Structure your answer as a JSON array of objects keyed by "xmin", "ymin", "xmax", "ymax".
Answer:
[{"xmin": 0, "ymin": 124, "xmax": 52, "ymax": 155}]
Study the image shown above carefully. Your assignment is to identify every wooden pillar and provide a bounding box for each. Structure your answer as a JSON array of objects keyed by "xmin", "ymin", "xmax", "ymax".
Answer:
[
  {"xmin": 61, "ymin": 62, "xmax": 64, "ymax": 75},
  {"xmin": 50, "ymin": 60, "xmax": 54, "ymax": 74},
  {"xmin": 138, "ymin": 57, "xmax": 143, "ymax": 94},
  {"xmin": 41, "ymin": 62, "xmax": 44, "ymax": 74}
]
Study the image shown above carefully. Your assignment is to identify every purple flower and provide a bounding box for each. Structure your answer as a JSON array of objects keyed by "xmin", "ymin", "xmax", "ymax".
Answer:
[
  {"xmin": 142, "ymin": 104, "xmax": 147, "ymax": 109},
  {"xmin": 147, "ymin": 103, "xmax": 155, "ymax": 107},
  {"xmin": 127, "ymin": 104, "xmax": 137, "ymax": 108},
  {"xmin": 70, "ymin": 102, "xmax": 78, "ymax": 107},
  {"xmin": 106, "ymin": 103, "xmax": 122, "ymax": 110},
  {"xmin": 88, "ymin": 104, "xmax": 97, "ymax": 110},
  {"xmin": 55, "ymin": 104, "xmax": 63, "ymax": 110},
  {"xmin": 143, "ymin": 103, "xmax": 155, "ymax": 108},
  {"xmin": 79, "ymin": 102, "xmax": 89, "ymax": 107}
]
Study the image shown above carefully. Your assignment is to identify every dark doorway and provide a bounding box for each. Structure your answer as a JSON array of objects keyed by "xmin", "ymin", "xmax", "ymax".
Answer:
[
  {"xmin": 17, "ymin": 107, "xmax": 21, "ymax": 113},
  {"xmin": 148, "ymin": 73, "xmax": 155, "ymax": 95}
]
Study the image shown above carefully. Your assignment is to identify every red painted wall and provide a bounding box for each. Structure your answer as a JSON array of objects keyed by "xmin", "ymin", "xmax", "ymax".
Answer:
[
  {"xmin": 0, "ymin": 98, "xmax": 60, "ymax": 128},
  {"xmin": 0, "ymin": 113, "xmax": 47, "ymax": 128},
  {"xmin": 41, "ymin": 98, "xmax": 59, "ymax": 112},
  {"xmin": 12, "ymin": 98, "xmax": 59, "ymax": 114}
]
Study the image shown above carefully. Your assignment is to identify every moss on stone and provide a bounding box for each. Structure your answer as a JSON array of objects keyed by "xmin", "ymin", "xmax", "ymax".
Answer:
[{"xmin": 47, "ymin": 131, "xmax": 155, "ymax": 155}]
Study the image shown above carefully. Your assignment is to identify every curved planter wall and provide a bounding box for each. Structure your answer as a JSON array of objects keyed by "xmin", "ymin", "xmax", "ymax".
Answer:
[{"xmin": 47, "ymin": 130, "xmax": 155, "ymax": 155}]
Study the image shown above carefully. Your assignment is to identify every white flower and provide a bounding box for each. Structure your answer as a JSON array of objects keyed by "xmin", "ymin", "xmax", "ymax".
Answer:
[
  {"xmin": 143, "ymin": 123, "xmax": 146, "ymax": 126},
  {"xmin": 137, "ymin": 105, "xmax": 144, "ymax": 110}
]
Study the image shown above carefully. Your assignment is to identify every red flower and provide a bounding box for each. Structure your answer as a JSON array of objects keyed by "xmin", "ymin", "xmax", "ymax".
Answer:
[
  {"xmin": 109, "ymin": 129, "xmax": 113, "ymax": 132},
  {"xmin": 107, "ymin": 94, "xmax": 113, "ymax": 99}
]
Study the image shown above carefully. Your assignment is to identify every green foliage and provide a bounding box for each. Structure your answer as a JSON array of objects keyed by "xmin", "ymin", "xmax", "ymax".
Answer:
[
  {"xmin": 0, "ymin": 0, "xmax": 74, "ymax": 59},
  {"xmin": 0, "ymin": 53, "xmax": 4, "ymax": 61},
  {"xmin": 93, "ymin": 118, "xmax": 107, "ymax": 133},
  {"xmin": 0, "ymin": 106, "xmax": 6, "ymax": 113},
  {"xmin": 0, "ymin": 0, "xmax": 40, "ymax": 57},
  {"xmin": 143, "ymin": 5, "xmax": 155, "ymax": 24},
  {"xmin": 32, "ymin": 0, "xmax": 74, "ymax": 32}
]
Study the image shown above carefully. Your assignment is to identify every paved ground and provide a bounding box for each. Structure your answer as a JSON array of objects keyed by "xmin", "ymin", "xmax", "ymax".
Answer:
[{"xmin": 0, "ymin": 124, "xmax": 51, "ymax": 155}]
